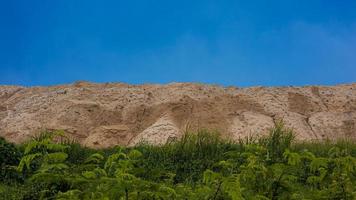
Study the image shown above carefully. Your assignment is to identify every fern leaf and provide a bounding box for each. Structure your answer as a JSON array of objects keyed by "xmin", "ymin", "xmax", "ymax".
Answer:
[
  {"xmin": 84, "ymin": 153, "xmax": 104, "ymax": 164},
  {"xmin": 17, "ymin": 153, "xmax": 42, "ymax": 172},
  {"xmin": 45, "ymin": 152, "xmax": 68, "ymax": 163}
]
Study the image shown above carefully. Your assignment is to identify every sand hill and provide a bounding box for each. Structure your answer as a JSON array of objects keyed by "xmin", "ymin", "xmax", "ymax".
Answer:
[{"xmin": 0, "ymin": 82, "xmax": 355, "ymax": 148}]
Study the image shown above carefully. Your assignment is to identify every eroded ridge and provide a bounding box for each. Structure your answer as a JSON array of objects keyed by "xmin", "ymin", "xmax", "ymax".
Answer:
[{"xmin": 0, "ymin": 82, "xmax": 355, "ymax": 147}]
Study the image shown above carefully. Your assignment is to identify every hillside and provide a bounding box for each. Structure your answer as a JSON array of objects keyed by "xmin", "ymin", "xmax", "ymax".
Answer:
[{"xmin": 0, "ymin": 82, "xmax": 355, "ymax": 148}]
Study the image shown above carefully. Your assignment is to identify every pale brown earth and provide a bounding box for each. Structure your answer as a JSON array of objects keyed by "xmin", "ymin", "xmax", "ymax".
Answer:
[{"xmin": 0, "ymin": 82, "xmax": 355, "ymax": 148}]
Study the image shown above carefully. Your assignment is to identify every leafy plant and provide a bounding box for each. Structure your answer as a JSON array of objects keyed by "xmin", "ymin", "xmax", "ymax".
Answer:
[{"xmin": 0, "ymin": 125, "xmax": 356, "ymax": 200}]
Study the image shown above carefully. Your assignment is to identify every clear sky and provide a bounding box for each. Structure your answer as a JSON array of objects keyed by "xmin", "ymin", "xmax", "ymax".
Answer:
[{"xmin": 1, "ymin": 1, "xmax": 355, "ymax": 87}]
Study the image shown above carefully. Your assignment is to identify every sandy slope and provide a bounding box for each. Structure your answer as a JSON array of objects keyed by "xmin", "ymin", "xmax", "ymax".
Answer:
[{"xmin": 0, "ymin": 82, "xmax": 355, "ymax": 148}]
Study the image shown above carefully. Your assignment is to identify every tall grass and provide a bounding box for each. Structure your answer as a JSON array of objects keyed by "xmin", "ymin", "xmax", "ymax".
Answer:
[
  {"xmin": 135, "ymin": 130, "xmax": 239, "ymax": 184},
  {"xmin": 258, "ymin": 122, "xmax": 295, "ymax": 163},
  {"xmin": 293, "ymin": 139, "xmax": 356, "ymax": 157}
]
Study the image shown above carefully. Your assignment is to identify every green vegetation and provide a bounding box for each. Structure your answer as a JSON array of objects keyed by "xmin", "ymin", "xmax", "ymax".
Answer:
[{"xmin": 1, "ymin": 123, "xmax": 356, "ymax": 199}]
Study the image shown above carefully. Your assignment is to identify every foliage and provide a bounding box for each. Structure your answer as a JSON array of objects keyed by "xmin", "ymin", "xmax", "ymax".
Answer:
[
  {"xmin": 0, "ymin": 137, "xmax": 22, "ymax": 183},
  {"xmin": 1, "ymin": 124, "xmax": 356, "ymax": 199}
]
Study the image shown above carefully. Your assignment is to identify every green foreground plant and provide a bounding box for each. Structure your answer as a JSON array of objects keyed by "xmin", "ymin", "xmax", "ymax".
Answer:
[{"xmin": 1, "ymin": 123, "xmax": 356, "ymax": 199}]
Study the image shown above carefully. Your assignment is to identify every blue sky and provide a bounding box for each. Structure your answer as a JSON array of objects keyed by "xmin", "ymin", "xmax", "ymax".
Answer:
[{"xmin": 0, "ymin": 1, "xmax": 355, "ymax": 87}]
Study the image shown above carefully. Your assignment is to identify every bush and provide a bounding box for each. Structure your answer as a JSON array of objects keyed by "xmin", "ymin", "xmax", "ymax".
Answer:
[
  {"xmin": 64, "ymin": 141, "xmax": 96, "ymax": 164},
  {"xmin": 0, "ymin": 137, "xmax": 22, "ymax": 183},
  {"xmin": 0, "ymin": 137, "xmax": 21, "ymax": 166},
  {"xmin": 22, "ymin": 174, "xmax": 71, "ymax": 200}
]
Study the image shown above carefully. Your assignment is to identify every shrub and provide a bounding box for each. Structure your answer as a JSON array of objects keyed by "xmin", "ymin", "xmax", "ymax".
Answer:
[
  {"xmin": 0, "ymin": 137, "xmax": 22, "ymax": 183},
  {"xmin": 64, "ymin": 141, "xmax": 96, "ymax": 165}
]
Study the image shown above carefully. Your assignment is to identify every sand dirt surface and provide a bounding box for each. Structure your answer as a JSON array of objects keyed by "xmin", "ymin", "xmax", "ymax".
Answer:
[{"xmin": 0, "ymin": 82, "xmax": 355, "ymax": 148}]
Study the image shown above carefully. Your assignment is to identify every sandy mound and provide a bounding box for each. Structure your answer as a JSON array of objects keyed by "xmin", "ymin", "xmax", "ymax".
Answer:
[{"xmin": 0, "ymin": 82, "xmax": 355, "ymax": 147}]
